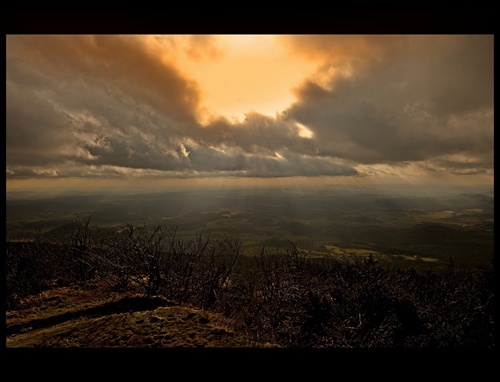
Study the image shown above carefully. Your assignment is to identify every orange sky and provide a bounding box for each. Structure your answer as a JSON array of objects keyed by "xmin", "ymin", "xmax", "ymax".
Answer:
[{"xmin": 173, "ymin": 35, "xmax": 317, "ymax": 123}]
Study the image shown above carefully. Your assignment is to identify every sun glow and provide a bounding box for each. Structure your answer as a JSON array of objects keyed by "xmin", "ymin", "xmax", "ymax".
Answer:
[{"xmin": 179, "ymin": 35, "xmax": 317, "ymax": 123}]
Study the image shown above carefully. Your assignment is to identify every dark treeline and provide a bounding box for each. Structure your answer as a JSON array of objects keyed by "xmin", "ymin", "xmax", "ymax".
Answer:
[{"xmin": 6, "ymin": 215, "xmax": 494, "ymax": 348}]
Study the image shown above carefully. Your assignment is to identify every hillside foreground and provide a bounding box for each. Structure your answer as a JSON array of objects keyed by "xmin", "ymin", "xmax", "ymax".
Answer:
[{"xmin": 5, "ymin": 281, "xmax": 278, "ymax": 348}]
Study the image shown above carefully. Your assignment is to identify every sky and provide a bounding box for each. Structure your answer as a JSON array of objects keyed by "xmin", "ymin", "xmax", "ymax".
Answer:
[{"xmin": 5, "ymin": 35, "xmax": 494, "ymax": 193}]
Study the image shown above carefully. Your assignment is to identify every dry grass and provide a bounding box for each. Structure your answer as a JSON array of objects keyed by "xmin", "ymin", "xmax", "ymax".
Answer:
[{"xmin": 6, "ymin": 281, "xmax": 279, "ymax": 348}]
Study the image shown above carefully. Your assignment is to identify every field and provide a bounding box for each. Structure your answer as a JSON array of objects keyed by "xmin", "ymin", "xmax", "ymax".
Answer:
[{"xmin": 6, "ymin": 185, "xmax": 494, "ymax": 271}]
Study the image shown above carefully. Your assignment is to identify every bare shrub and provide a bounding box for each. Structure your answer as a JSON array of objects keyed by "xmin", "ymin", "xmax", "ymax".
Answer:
[
  {"xmin": 105, "ymin": 223, "xmax": 171, "ymax": 296},
  {"xmin": 5, "ymin": 219, "xmax": 494, "ymax": 348}
]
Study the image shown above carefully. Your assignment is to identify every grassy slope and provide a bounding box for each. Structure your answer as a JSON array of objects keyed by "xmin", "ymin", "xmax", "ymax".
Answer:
[{"xmin": 6, "ymin": 282, "xmax": 278, "ymax": 348}]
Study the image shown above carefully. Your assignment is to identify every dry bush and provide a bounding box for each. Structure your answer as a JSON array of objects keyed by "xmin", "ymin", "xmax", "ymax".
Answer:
[{"xmin": 6, "ymin": 218, "xmax": 494, "ymax": 348}]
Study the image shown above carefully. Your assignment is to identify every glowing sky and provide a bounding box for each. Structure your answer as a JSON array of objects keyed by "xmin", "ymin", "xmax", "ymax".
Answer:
[{"xmin": 6, "ymin": 35, "xmax": 494, "ymax": 189}]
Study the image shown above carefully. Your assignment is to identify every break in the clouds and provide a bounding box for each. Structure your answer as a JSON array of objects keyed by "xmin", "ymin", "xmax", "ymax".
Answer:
[{"xmin": 6, "ymin": 35, "xmax": 494, "ymax": 180}]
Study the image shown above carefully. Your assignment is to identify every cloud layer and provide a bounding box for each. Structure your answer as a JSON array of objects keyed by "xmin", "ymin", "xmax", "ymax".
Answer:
[{"xmin": 6, "ymin": 35, "xmax": 494, "ymax": 179}]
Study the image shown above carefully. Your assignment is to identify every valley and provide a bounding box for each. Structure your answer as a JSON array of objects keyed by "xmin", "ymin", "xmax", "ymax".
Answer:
[{"xmin": 6, "ymin": 185, "xmax": 494, "ymax": 270}]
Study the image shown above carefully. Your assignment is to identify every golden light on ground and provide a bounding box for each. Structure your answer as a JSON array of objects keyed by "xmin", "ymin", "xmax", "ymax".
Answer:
[{"xmin": 179, "ymin": 35, "xmax": 317, "ymax": 123}]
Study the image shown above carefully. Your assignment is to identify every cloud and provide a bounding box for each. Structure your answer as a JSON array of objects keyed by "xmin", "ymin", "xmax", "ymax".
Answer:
[
  {"xmin": 6, "ymin": 35, "xmax": 494, "ymax": 180},
  {"xmin": 283, "ymin": 35, "xmax": 494, "ymax": 171},
  {"xmin": 7, "ymin": 35, "xmax": 203, "ymax": 172},
  {"xmin": 6, "ymin": 81, "xmax": 82, "ymax": 166}
]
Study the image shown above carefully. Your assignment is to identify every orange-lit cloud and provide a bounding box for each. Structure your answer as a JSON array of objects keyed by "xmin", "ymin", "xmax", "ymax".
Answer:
[{"xmin": 6, "ymin": 34, "xmax": 494, "ymax": 183}]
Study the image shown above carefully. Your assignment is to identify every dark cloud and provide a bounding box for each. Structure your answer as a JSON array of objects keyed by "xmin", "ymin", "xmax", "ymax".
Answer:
[
  {"xmin": 7, "ymin": 35, "xmax": 202, "ymax": 123},
  {"xmin": 284, "ymin": 35, "xmax": 494, "ymax": 169},
  {"xmin": 199, "ymin": 113, "xmax": 319, "ymax": 156},
  {"xmin": 6, "ymin": 81, "xmax": 78, "ymax": 166}
]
